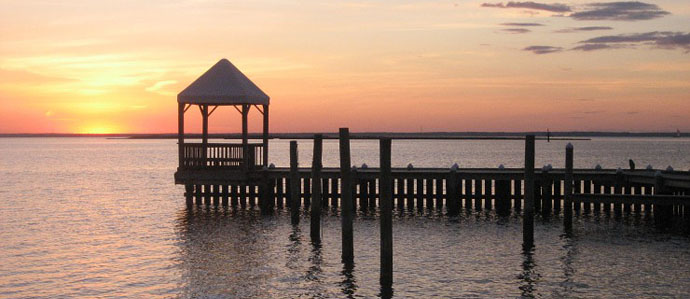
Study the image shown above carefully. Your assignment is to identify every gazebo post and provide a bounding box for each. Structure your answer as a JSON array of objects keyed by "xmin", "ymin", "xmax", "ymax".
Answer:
[
  {"xmin": 202, "ymin": 104, "xmax": 209, "ymax": 162},
  {"xmin": 262, "ymin": 104, "xmax": 269, "ymax": 167},
  {"xmin": 242, "ymin": 104, "xmax": 249, "ymax": 170},
  {"xmin": 178, "ymin": 102, "xmax": 185, "ymax": 168}
]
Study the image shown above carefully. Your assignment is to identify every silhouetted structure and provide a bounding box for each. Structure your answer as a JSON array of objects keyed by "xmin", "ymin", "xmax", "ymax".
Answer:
[{"xmin": 175, "ymin": 59, "xmax": 270, "ymax": 190}]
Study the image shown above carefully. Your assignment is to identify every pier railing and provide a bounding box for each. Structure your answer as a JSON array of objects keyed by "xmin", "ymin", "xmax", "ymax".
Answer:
[{"xmin": 180, "ymin": 143, "xmax": 263, "ymax": 169}]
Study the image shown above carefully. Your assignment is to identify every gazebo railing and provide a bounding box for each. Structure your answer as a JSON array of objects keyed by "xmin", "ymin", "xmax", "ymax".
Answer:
[{"xmin": 180, "ymin": 143, "xmax": 263, "ymax": 169}]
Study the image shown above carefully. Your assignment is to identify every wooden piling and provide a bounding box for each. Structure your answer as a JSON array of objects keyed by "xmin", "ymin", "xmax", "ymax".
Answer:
[
  {"xmin": 496, "ymin": 176, "xmax": 511, "ymax": 216},
  {"xmin": 465, "ymin": 179, "xmax": 472, "ymax": 211},
  {"xmin": 311, "ymin": 134, "xmax": 323, "ymax": 242},
  {"xmin": 184, "ymin": 184, "xmax": 193, "ymax": 206},
  {"xmin": 396, "ymin": 177, "xmax": 405, "ymax": 210},
  {"xmin": 406, "ymin": 178, "xmax": 414, "ymax": 211},
  {"xmin": 542, "ymin": 170, "xmax": 552, "ymax": 217},
  {"xmin": 221, "ymin": 185, "xmax": 229, "ymax": 206},
  {"xmin": 212, "ymin": 185, "xmax": 219, "ymax": 206},
  {"xmin": 473, "ymin": 179, "xmax": 481, "ymax": 211},
  {"xmin": 447, "ymin": 169, "xmax": 460, "ymax": 216},
  {"xmin": 379, "ymin": 138, "xmax": 393, "ymax": 286},
  {"xmin": 523, "ymin": 135, "xmax": 535, "ymax": 249},
  {"xmin": 331, "ymin": 178, "xmax": 339, "ymax": 208},
  {"xmin": 426, "ymin": 178, "xmax": 434, "ymax": 210},
  {"xmin": 564, "ymin": 143, "xmax": 573, "ymax": 232},
  {"xmin": 290, "ymin": 141, "xmax": 300, "ymax": 225},
  {"xmin": 416, "ymin": 179, "xmax": 424, "ymax": 212},
  {"xmin": 654, "ymin": 172, "xmax": 672, "ymax": 226},
  {"xmin": 340, "ymin": 128, "xmax": 354, "ymax": 262},
  {"xmin": 360, "ymin": 180, "xmax": 369, "ymax": 211},
  {"xmin": 485, "ymin": 179, "xmax": 492, "ymax": 211}
]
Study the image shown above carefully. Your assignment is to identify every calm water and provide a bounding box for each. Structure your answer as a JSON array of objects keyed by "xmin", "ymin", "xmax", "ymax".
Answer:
[{"xmin": 1, "ymin": 137, "xmax": 689, "ymax": 298}]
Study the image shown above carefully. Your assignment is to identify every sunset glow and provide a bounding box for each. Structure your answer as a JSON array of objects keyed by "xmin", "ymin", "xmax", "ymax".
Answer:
[{"xmin": 1, "ymin": 0, "xmax": 688, "ymax": 134}]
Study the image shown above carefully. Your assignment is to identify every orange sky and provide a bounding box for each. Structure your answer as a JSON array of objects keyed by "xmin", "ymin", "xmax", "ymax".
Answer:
[{"xmin": 1, "ymin": 0, "xmax": 689, "ymax": 134}]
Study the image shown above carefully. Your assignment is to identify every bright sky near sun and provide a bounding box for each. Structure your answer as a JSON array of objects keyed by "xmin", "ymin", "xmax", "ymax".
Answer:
[{"xmin": 1, "ymin": 0, "xmax": 688, "ymax": 134}]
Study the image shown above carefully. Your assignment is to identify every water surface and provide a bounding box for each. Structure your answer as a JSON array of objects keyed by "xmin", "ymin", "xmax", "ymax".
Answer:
[{"xmin": 1, "ymin": 137, "xmax": 689, "ymax": 298}]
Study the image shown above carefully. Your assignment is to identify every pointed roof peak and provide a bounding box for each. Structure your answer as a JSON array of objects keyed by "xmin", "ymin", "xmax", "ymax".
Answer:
[{"xmin": 178, "ymin": 58, "xmax": 269, "ymax": 105}]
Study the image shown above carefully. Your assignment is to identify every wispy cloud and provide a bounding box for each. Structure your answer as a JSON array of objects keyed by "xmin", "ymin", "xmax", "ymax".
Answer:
[
  {"xmin": 501, "ymin": 22, "xmax": 544, "ymax": 26},
  {"xmin": 523, "ymin": 45, "xmax": 563, "ymax": 54},
  {"xmin": 501, "ymin": 28, "xmax": 531, "ymax": 34},
  {"xmin": 481, "ymin": 1, "xmax": 571, "ymax": 13},
  {"xmin": 570, "ymin": 1, "xmax": 669, "ymax": 21},
  {"xmin": 572, "ymin": 43, "xmax": 619, "ymax": 51},
  {"xmin": 555, "ymin": 26, "xmax": 613, "ymax": 33},
  {"xmin": 145, "ymin": 80, "xmax": 178, "ymax": 95},
  {"xmin": 574, "ymin": 31, "xmax": 690, "ymax": 52}
]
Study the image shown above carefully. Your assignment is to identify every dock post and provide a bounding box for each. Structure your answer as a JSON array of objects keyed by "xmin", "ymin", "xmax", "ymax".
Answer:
[
  {"xmin": 396, "ymin": 177, "xmax": 405, "ymax": 211},
  {"xmin": 615, "ymin": 170, "xmax": 624, "ymax": 216},
  {"xmin": 290, "ymin": 141, "xmax": 300, "ymax": 225},
  {"xmin": 541, "ymin": 168, "xmax": 552, "ymax": 218},
  {"xmin": 654, "ymin": 171, "xmax": 672, "ymax": 227},
  {"xmin": 221, "ymin": 184, "xmax": 228, "ymax": 207},
  {"xmin": 185, "ymin": 184, "xmax": 193, "ymax": 207},
  {"xmin": 523, "ymin": 135, "xmax": 535, "ymax": 250},
  {"xmin": 424, "ymin": 178, "xmax": 434, "ymax": 210},
  {"xmin": 340, "ymin": 128, "xmax": 354, "ymax": 263},
  {"xmin": 564, "ymin": 143, "xmax": 574, "ymax": 233},
  {"xmin": 447, "ymin": 169, "xmax": 459, "ymax": 216},
  {"xmin": 259, "ymin": 171, "xmax": 271, "ymax": 213},
  {"xmin": 496, "ymin": 169, "xmax": 511, "ymax": 217},
  {"xmin": 311, "ymin": 134, "xmax": 323, "ymax": 242},
  {"xmin": 379, "ymin": 138, "xmax": 393, "ymax": 287},
  {"xmin": 406, "ymin": 178, "xmax": 414, "ymax": 211},
  {"xmin": 212, "ymin": 185, "xmax": 220, "ymax": 206}
]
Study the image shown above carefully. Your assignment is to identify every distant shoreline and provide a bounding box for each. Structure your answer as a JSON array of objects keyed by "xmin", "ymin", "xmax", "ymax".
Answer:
[{"xmin": 1, "ymin": 131, "xmax": 687, "ymax": 140}]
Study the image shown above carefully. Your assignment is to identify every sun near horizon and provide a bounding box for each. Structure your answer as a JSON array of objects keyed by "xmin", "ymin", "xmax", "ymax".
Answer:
[{"xmin": 1, "ymin": 1, "xmax": 689, "ymax": 135}]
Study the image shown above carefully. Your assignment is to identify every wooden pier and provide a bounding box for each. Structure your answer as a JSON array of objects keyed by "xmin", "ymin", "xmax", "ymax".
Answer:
[
  {"xmin": 178, "ymin": 165, "xmax": 690, "ymax": 217},
  {"xmin": 173, "ymin": 59, "xmax": 690, "ymax": 292}
]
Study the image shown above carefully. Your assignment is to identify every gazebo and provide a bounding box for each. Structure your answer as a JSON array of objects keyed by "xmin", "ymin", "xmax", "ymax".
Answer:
[{"xmin": 177, "ymin": 58, "xmax": 269, "ymax": 172}]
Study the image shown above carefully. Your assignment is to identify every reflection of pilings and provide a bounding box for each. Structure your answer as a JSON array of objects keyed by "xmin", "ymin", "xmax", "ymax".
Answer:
[
  {"xmin": 286, "ymin": 226, "xmax": 302, "ymax": 270},
  {"xmin": 519, "ymin": 248, "xmax": 538, "ymax": 298},
  {"xmin": 559, "ymin": 234, "xmax": 576, "ymax": 296},
  {"xmin": 339, "ymin": 261, "xmax": 357, "ymax": 298}
]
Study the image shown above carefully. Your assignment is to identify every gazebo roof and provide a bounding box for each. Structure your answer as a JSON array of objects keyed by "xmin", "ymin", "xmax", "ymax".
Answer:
[{"xmin": 177, "ymin": 58, "xmax": 270, "ymax": 105}]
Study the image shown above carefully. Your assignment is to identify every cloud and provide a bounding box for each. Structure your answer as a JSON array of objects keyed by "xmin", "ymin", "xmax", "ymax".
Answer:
[
  {"xmin": 572, "ymin": 43, "xmax": 617, "ymax": 51},
  {"xmin": 501, "ymin": 22, "xmax": 544, "ymax": 26},
  {"xmin": 523, "ymin": 45, "xmax": 563, "ymax": 54},
  {"xmin": 481, "ymin": 1, "xmax": 571, "ymax": 12},
  {"xmin": 574, "ymin": 31, "xmax": 690, "ymax": 52},
  {"xmin": 501, "ymin": 28, "xmax": 531, "ymax": 34},
  {"xmin": 555, "ymin": 26, "xmax": 613, "ymax": 33},
  {"xmin": 570, "ymin": 1, "xmax": 669, "ymax": 21},
  {"xmin": 145, "ymin": 80, "xmax": 178, "ymax": 95}
]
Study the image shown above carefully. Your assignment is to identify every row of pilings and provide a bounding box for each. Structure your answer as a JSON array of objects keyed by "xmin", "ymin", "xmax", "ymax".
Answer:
[{"xmin": 183, "ymin": 130, "xmax": 690, "ymax": 291}]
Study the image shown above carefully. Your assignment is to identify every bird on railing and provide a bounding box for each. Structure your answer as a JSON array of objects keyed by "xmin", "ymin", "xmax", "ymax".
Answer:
[{"xmin": 629, "ymin": 159, "xmax": 635, "ymax": 170}]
